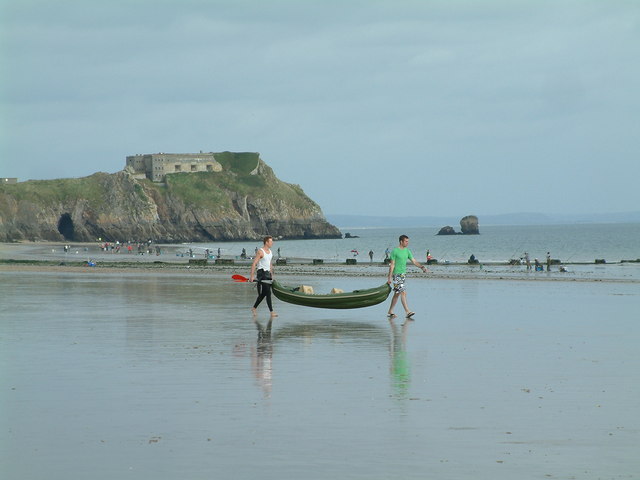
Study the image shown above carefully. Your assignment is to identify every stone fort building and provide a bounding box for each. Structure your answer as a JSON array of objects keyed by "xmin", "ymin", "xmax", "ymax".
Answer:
[{"xmin": 126, "ymin": 152, "xmax": 225, "ymax": 182}]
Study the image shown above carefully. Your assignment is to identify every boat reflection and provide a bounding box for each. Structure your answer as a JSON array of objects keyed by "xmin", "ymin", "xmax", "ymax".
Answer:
[{"xmin": 270, "ymin": 319, "xmax": 389, "ymax": 345}]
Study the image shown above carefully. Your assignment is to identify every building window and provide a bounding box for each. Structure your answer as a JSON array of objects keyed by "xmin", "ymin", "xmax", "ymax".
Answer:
[
  {"xmin": 191, "ymin": 164, "xmax": 197, "ymax": 172},
  {"xmin": 175, "ymin": 165, "xmax": 181, "ymax": 172}
]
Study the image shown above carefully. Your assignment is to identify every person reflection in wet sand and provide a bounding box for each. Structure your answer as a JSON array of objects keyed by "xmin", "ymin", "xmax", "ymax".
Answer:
[
  {"xmin": 252, "ymin": 318, "xmax": 274, "ymax": 398},
  {"xmin": 389, "ymin": 317, "xmax": 411, "ymax": 397}
]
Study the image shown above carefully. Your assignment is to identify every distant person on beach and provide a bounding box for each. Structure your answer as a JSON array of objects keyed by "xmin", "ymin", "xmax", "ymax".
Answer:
[
  {"xmin": 524, "ymin": 252, "xmax": 531, "ymax": 270},
  {"xmin": 387, "ymin": 235, "xmax": 427, "ymax": 320},
  {"xmin": 250, "ymin": 236, "xmax": 278, "ymax": 318},
  {"xmin": 384, "ymin": 247, "xmax": 390, "ymax": 260},
  {"xmin": 369, "ymin": 250, "xmax": 374, "ymax": 262},
  {"xmin": 546, "ymin": 252, "xmax": 551, "ymax": 271}
]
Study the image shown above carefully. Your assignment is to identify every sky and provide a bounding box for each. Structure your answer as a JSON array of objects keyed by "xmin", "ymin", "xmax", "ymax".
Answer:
[{"xmin": 1, "ymin": 0, "xmax": 639, "ymax": 218}]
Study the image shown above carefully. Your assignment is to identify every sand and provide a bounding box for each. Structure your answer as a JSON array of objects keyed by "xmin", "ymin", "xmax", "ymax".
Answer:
[{"xmin": 1, "ymin": 245, "xmax": 638, "ymax": 479}]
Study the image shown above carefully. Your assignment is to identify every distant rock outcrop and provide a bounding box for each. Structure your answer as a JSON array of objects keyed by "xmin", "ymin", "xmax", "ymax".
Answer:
[
  {"xmin": 460, "ymin": 215, "xmax": 479, "ymax": 234},
  {"xmin": 437, "ymin": 215, "xmax": 480, "ymax": 235},
  {"xmin": 0, "ymin": 154, "xmax": 342, "ymax": 242},
  {"xmin": 437, "ymin": 226, "xmax": 457, "ymax": 235}
]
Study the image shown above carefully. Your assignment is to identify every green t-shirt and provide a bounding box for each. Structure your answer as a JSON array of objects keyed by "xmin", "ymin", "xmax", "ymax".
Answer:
[{"xmin": 391, "ymin": 247, "xmax": 413, "ymax": 274}]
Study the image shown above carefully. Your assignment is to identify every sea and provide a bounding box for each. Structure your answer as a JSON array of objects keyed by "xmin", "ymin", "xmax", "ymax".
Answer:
[
  {"xmin": 196, "ymin": 223, "xmax": 640, "ymax": 265},
  {"xmin": 181, "ymin": 222, "xmax": 640, "ymax": 282}
]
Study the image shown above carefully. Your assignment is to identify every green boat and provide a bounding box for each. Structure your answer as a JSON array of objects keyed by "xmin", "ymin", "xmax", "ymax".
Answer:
[{"xmin": 271, "ymin": 280, "xmax": 391, "ymax": 309}]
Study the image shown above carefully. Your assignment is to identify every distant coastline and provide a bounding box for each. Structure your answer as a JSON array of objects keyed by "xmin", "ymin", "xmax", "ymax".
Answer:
[{"xmin": 326, "ymin": 211, "xmax": 640, "ymax": 228}]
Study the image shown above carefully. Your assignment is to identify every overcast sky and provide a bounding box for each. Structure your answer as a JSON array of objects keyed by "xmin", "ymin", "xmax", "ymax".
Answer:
[{"xmin": 1, "ymin": 0, "xmax": 638, "ymax": 217}]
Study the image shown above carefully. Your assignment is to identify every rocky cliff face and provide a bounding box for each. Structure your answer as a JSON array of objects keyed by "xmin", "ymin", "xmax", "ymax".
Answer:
[{"xmin": 0, "ymin": 156, "xmax": 342, "ymax": 242}]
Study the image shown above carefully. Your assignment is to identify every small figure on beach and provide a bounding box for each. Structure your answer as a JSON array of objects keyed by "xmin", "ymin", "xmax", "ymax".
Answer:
[
  {"xmin": 387, "ymin": 235, "xmax": 427, "ymax": 320},
  {"xmin": 217, "ymin": 247, "xmax": 221, "ymax": 258},
  {"xmin": 534, "ymin": 258, "xmax": 543, "ymax": 271},
  {"xmin": 384, "ymin": 247, "xmax": 390, "ymax": 261},
  {"xmin": 369, "ymin": 250, "xmax": 374, "ymax": 262},
  {"xmin": 546, "ymin": 252, "xmax": 551, "ymax": 271},
  {"xmin": 250, "ymin": 236, "xmax": 278, "ymax": 318},
  {"xmin": 524, "ymin": 252, "xmax": 531, "ymax": 270},
  {"xmin": 241, "ymin": 248, "xmax": 247, "ymax": 259}
]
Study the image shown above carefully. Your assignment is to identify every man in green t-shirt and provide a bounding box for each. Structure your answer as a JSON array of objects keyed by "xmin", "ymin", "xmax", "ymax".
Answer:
[{"xmin": 387, "ymin": 234, "xmax": 427, "ymax": 319}]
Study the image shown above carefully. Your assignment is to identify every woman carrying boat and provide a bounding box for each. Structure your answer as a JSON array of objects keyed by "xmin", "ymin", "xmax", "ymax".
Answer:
[{"xmin": 250, "ymin": 236, "xmax": 278, "ymax": 318}]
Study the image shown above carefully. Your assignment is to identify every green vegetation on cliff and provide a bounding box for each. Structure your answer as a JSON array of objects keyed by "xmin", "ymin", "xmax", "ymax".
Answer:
[
  {"xmin": 0, "ymin": 173, "xmax": 109, "ymax": 210},
  {"xmin": 213, "ymin": 151, "xmax": 260, "ymax": 175},
  {"xmin": 0, "ymin": 155, "xmax": 314, "ymax": 215},
  {"xmin": 150, "ymin": 155, "xmax": 318, "ymax": 214}
]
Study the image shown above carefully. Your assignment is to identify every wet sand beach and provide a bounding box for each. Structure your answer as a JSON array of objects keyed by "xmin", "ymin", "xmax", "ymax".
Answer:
[{"xmin": 1, "ymin": 244, "xmax": 639, "ymax": 479}]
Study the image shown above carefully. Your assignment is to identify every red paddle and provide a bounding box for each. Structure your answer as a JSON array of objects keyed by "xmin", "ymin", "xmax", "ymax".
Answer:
[{"xmin": 231, "ymin": 274, "xmax": 272, "ymax": 284}]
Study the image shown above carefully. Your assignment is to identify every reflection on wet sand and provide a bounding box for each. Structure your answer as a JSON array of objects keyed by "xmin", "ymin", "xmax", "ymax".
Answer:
[
  {"xmin": 389, "ymin": 318, "xmax": 412, "ymax": 398},
  {"xmin": 252, "ymin": 318, "xmax": 273, "ymax": 397},
  {"xmin": 249, "ymin": 319, "xmax": 389, "ymax": 397},
  {"xmin": 249, "ymin": 316, "xmax": 413, "ymax": 401},
  {"xmin": 270, "ymin": 319, "xmax": 389, "ymax": 344}
]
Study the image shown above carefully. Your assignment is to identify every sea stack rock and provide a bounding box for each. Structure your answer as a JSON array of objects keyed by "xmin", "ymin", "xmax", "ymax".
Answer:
[
  {"xmin": 437, "ymin": 226, "xmax": 457, "ymax": 235},
  {"xmin": 460, "ymin": 215, "xmax": 479, "ymax": 234}
]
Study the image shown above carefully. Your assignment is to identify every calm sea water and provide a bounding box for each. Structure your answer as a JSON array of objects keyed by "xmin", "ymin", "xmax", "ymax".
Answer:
[
  {"xmin": 198, "ymin": 223, "xmax": 640, "ymax": 264},
  {"xmin": 1, "ymin": 271, "xmax": 638, "ymax": 479}
]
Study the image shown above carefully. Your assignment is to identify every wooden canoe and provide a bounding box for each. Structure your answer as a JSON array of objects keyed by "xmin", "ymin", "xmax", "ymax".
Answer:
[{"xmin": 271, "ymin": 280, "xmax": 391, "ymax": 309}]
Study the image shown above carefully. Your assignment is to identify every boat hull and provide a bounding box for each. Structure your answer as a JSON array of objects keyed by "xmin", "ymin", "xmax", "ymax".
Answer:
[{"xmin": 272, "ymin": 280, "xmax": 391, "ymax": 309}]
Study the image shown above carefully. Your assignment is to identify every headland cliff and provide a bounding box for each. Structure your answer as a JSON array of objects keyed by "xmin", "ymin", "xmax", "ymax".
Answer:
[{"xmin": 0, "ymin": 153, "xmax": 341, "ymax": 243}]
